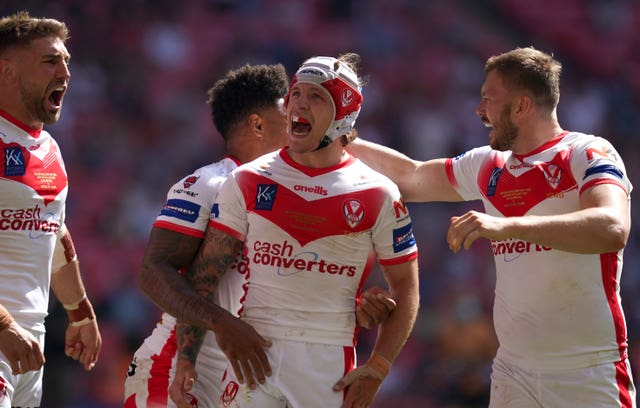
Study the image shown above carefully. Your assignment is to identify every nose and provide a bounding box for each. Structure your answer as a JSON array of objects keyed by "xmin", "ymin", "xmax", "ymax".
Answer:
[
  {"xmin": 475, "ymin": 100, "xmax": 484, "ymax": 117},
  {"xmin": 57, "ymin": 60, "xmax": 71, "ymax": 81}
]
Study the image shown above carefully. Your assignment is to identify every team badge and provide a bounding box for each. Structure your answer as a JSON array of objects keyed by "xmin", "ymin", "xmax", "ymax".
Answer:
[
  {"xmin": 542, "ymin": 164, "xmax": 562, "ymax": 189},
  {"xmin": 0, "ymin": 376, "xmax": 6, "ymax": 402},
  {"xmin": 220, "ymin": 381, "xmax": 239, "ymax": 407},
  {"xmin": 343, "ymin": 199, "xmax": 364, "ymax": 228},
  {"xmin": 183, "ymin": 175, "xmax": 199, "ymax": 189}
]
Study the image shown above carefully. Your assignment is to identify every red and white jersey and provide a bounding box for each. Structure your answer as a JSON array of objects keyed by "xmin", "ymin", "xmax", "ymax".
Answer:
[
  {"xmin": 0, "ymin": 110, "xmax": 68, "ymax": 333},
  {"xmin": 210, "ymin": 148, "xmax": 418, "ymax": 347},
  {"xmin": 141, "ymin": 156, "xmax": 249, "ymax": 367},
  {"xmin": 446, "ymin": 131, "xmax": 632, "ymax": 370}
]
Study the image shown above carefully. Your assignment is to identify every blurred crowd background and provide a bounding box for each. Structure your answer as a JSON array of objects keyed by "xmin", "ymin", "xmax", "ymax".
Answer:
[{"xmin": 2, "ymin": 0, "xmax": 639, "ymax": 407}]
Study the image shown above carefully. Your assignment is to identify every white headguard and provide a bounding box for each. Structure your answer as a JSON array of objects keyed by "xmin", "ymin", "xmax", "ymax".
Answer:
[{"xmin": 288, "ymin": 56, "xmax": 363, "ymax": 149}]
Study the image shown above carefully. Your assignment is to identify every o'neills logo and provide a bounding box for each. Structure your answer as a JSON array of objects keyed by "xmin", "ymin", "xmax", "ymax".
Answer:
[
  {"xmin": 253, "ymin": 240, "xmax": 357, "ymax": 277},
  {"xmin": 293, "ymin": 184, "xmax": 328, "ymax": 195},
  {"xmin": 0, "ymin": 204, "xmax": 60, "ymax": 234}
]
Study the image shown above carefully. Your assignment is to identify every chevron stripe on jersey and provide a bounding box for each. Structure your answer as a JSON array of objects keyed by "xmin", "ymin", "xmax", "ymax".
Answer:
[
  {"xmin": 210, "ymin": 148, "xmax": 417, "ymax": 346},
  {"xmin": 446, "ymin": 131, "xmax": 632, "ymax": 371}
]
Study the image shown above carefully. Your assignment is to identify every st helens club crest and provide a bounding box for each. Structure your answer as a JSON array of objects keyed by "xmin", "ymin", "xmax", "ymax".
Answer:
[
  {"xmin": 220, "ymin": 381, "xmax": 239, "ymax": 407},
  {"xmin": 542, "ymin": 164, "xmax": 562, "ymax": 189},
  {"xmin": 343, "ymin": 199, "xmax": 364, "ymax": 228}
]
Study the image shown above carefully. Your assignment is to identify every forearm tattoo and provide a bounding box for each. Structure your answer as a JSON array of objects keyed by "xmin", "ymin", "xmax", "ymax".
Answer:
[
  {"xmin": 176, "ymin": 320, "xmax": 206, "ymax": 363},
  {"xmin": 183, "ymin": 227, "xmax": 243, "ymax": 323}
]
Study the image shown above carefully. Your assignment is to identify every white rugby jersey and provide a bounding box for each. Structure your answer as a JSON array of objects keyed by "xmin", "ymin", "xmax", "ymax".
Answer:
[
  {"xmin": 0, "ymin": 110, "xmax": 68, "ymax": 333},
  {"xmin": 143, "ymin": 156, "xmax": 249, "ymax": 360},
  {"xmin": 446, "ymin": 131, "xmax": 632, "ymax": 370},
  {"xmin": 210, "ymin": 148, "xmax": 418, "ymax": 347}
]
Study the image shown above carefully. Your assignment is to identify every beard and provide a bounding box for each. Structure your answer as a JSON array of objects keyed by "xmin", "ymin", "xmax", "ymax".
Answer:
[
  {"xmin": 489, "ymin": 104, "xmax": 518, "ymax": 151},
  {"xmin": 18, "ymin": 79, "xmax": 60, "ymax": 125}
]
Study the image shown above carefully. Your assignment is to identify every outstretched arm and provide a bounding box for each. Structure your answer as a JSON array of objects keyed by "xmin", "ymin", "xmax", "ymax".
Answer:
[
  {"xmin": 448, "ymin": 183, "xmax": 630, "ymax": 254},
  {"xmin": 346, "ymin": 138, "xmax": 462, "ymax": 202}
]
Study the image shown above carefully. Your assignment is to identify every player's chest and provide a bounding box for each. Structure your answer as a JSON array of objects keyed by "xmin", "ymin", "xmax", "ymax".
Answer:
[
  {"xmin": 478, "ymin": 152, "xmax": 578, "ymax": 216},
  {"xmin": 1, "ymin": 139, "xmax": 68, "ymax": 206}
]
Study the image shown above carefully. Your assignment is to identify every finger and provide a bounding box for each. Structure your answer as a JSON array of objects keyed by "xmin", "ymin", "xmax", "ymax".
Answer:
[
  {"xmin": 376, "ymin": 293, "xmax": 397, "ymax": 311},
  {"xmin": 70, "ymin": 341, "xmax": 83, "ymax": 360},
  {"xmin": 249, "ymin": 354, "xmax": 269, "ymax": 385},
  {"xmin": 11, "ymin": 359, "xmax": 21, "ymax": 375},
  {"xmin": 34, "ymin": 346, "xmax": 46, "ymax": 368},
  {"xmin": 23, "ymin": 350, "xmax": 39, "ymax": 372},
  {"xmin": 230, "ymin": 359, "xmax": 245, "ymax": 385},
  {"xmin": 239, "ymin": 359, "xmax": 256, "ymax": 389},
  {"xmin": 355, "ymin": 308, "xmax": 373, "ymax": 329},
  {"xmin": 184, "ymin": 376, "xmax": 195, "ymax": 391},
  {"xmin": 334, "ymin": 370, "xmax": 358, "ymax": 390},
  {"xmin": 254, "ymin": 345, "xmax": 272, "ymax": 377},
  {"xmin": 463, "ymin": 230, "xmax": 479, "ymax": 250}
]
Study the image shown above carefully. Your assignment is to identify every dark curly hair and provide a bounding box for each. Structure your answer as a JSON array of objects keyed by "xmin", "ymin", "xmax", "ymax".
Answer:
[{"xmin": 207, "ymin": 63, "xmax": 289, "ymax": 140}]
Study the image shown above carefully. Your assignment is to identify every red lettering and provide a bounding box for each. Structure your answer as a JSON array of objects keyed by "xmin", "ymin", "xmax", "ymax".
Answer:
[{"xmin": 393, "ymin": 199, "xmax": 408, "ymax": 219}]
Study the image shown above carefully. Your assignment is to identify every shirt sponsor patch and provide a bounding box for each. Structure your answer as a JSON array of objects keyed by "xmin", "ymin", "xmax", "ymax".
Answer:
[
  {"xmin": 392, "ymin": 223, "xmax": 416, "ymax": 253},
  {"xmin": 487, "ymin": 167, "xmax": 503, "ymax": 197},
  {"xmin": 159, "ymin": 198, "xmax": 200, "ymax": 223},
  {"xmin": 255, "ymin": 184, "xmax": 277, "ymax": 211},
  {"xmin": 4, "ymin": 146, "xmax": 25, "ymax": 176}
]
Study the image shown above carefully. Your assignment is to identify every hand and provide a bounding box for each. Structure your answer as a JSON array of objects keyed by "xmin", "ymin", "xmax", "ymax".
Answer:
[
  {"xmin": 333, "ymin": 365, "xmax": 385, "ymax": 408},
  {"xmin": 64, "ymin": 319, "xmax": 101, "ymax": 370},
  {"xmin": 214, "ymin": 313, "xmax": 272, "ymax": 390},
  {"xmin": 0, "ymin": 321, "xmax": 45, "ymax": 374},
  {"xmin": 169, "ymin": 358, "xmax": 198, "ymax": 408},
  {"xmin": 447, "ymin": 211, "xmax": 511, "ymax": 253},
  {"xmin": 356, "ymin": 287, "xmax": 396, "ymax": 329}
]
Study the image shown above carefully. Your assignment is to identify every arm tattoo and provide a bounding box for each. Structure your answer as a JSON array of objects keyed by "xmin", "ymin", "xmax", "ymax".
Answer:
[
  {"xmin": 183, "ymin": 226, "xmax": 243, "ymax": 323},
  {"xmin": 185, "ymin": 227, "xmax": 242, "ymax": 284},
  {"xmin": 176, "ymin": 320, "xmax": 206, "ymax": 363}
]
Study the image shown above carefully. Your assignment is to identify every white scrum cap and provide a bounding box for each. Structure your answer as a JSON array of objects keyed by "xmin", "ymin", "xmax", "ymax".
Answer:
[{"xmin": 288, "ymin": 56, "xmax": 363, "ymax": 148}]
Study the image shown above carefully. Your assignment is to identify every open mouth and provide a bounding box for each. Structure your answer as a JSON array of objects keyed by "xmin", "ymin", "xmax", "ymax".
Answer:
[
  {"xmin": 47, "ymin": 85, "xmax": 66, "ymax": 109},
  {"xmin": 291, "ymin": 115, "xmax": 311, "ymax": 135},
  {"xmin": 480, "ymin": 115, "xmax": 492, "ymax": 128}
]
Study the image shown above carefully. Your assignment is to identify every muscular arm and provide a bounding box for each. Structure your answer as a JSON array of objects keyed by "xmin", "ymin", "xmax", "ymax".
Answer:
[
  {"xmin": 369, "ymin": 259, "xmax": 420, "ymax": 365},
  {"xmin": 172, "ymin": 226, "xmax": 242, "ymax": 365},
  {"xmin": 336, "ymin": 259, "xmax": 420, "ymax": 407},
  {"xmin": 138, "ymin": 226, "xmax": 236, "ymax": 328},
  {"xmin": 448, "ymin": 184, "xmax": 630, "ymax": 254},
  {"xmin": 346, "ymin": 138, "xmax": 462, "ymax": 202}
]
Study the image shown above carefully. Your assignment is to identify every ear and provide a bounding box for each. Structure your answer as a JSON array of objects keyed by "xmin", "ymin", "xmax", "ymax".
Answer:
[
  {"xmin": 514, "ymin": 95, "xmax": 532, "ymax": 116},
  {"xmin": 248, "ymin": 113, "xmax": 263, "ymax": 135},
  {"xmin": 0, "ymin": 58, "xmax": 15, "ymax": 81}
]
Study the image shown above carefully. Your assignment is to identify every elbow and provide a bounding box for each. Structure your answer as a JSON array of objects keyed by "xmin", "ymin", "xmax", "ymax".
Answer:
[
  {"xmin": 608, "ymin": 225, "xmax": 629, "ymax": 252},
  {"xmin": 603, "ymin": 219, "xmax": 629, "ymax": 252}
]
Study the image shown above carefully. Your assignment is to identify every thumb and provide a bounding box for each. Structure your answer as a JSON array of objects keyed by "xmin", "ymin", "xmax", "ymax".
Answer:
[
  {"xmin": 183, "ymin": 376, "xmax": 195, "ymax": 391},
  {"xmin": 333, "ymin": 369, "xmax": 359, "ymax": 391}
]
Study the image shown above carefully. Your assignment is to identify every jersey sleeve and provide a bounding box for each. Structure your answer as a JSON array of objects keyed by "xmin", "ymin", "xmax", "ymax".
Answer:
[
  {"xmin": 371, "ymin": 184, "xmax": 418, "ymax": 266},
  {"xmin": 571, "ymin": 136, "xmax": 633, "ymax": 196},
  {"xmin": 208, "ymin": 170, "xmax": 248, "ymax": 242},
  {"xmin": 154, "ymin": 168, "xmax": 224, "ymax": 238},
  {"xmin": 445, "ymin": 146, "xmax": 493, "ymax": 201}
]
